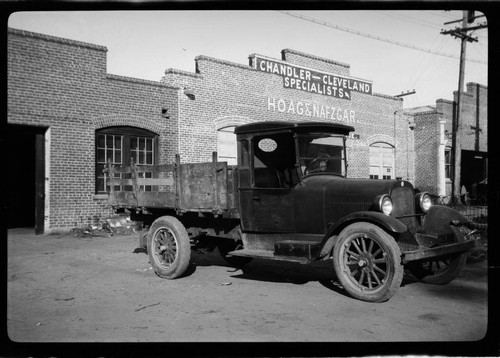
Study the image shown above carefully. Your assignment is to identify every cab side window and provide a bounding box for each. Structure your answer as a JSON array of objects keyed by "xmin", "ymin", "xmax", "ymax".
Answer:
[{"xmin": 252, "ymin": 133, "xmax": 297, "ymax": 188}]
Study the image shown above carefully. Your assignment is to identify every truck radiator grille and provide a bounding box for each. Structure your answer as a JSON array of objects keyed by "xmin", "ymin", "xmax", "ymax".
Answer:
[
  {"xmin": 391, "ymin": 186, "xmax": 414, "ymax": 217},
  {"xmin": 391, "ymin": 186, "xmax": 418, "ymax": 232}
]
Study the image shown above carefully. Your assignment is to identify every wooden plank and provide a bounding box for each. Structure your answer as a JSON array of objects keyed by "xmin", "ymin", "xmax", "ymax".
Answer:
[
  {"xmin": 109, "ymin": 191, "xmax": 136, "ymax": 206},
  {"xmin": 135, "ymin": 177, "xmax": 174, "ymax": 186},
  {"xmin": 137, "ymin": 192, "xmax": 176, "ymax": 207},
  {"xmin": 109, "ymin": 166, "xmax": 132, "ymax": 174},
  {"xmin": 108, "ymin": 178, "xmax": 134, "ymax": 186}
]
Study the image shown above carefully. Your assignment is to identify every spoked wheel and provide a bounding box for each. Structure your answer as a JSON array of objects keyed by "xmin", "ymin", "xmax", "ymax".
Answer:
[
  {"xmin": 408, "ymin": 225, "xmax": 468, "ymax": 285},
  {"xmin": 333, "ymin": 222, "xmax": 404, "ymax": 302},
  {"xmin": 147, "ymin": 216, "xmax": 191, "ymax": 279}
]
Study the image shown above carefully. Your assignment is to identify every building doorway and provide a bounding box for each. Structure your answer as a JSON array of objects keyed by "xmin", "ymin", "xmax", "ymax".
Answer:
[
  {"xmin": 461, "ymin": 150, "xmax": 488, "ymax": 200},
  {"xmin": 7, "ymin": 124, "xmax": 46, "ymax": 234}
]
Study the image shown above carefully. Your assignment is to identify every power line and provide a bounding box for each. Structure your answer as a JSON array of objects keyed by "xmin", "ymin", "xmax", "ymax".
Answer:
[
  {"xmin": 422, "ymin": 10, "xmax": 458, "ymax": 20},
  {"xmin": 278, "ymin": 11, "xmax": 487, "ymax": 65},
  {"xmin": 381, "ymin": 11, "xmax": 443, "ymax": 30}
]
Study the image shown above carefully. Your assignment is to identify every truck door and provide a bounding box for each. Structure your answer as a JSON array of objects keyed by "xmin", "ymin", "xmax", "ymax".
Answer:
[
  {"xmin": 238, "ymin": 135, "xmax": 296, "ymax": 233},
  {"xmin": 239, "ymin": 181, "xmax": 294, "ymax": 233}
]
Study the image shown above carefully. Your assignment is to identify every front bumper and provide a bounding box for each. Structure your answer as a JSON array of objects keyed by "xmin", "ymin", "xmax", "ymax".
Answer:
[
  {"xmin": 401, "ymin": 221, "xmax": 480, "ymax": 264},
  {"xmin": 402, "ymin": 239, "xmax": 476, "ymax": 264}
]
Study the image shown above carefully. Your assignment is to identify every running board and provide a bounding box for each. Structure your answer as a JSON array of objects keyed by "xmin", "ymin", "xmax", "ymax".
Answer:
[{"xmin": 226, "ymin": 249, "xmax": 311, "ymax": 264}]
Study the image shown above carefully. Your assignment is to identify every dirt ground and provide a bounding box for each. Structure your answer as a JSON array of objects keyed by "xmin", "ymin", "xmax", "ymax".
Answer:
[{"xmin": 6, "ymin": 227, "xmax": 490, "ymax": 352}]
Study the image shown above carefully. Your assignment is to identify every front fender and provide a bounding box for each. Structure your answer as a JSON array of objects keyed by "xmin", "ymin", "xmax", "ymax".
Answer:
[
  {"xmin": 421, "ymin": 205, "xmax": 470, "ymax": 236},
  {"xmin": 327, "ymin": 211, "xmax": 407, "ymax": 236},
  {"xmin": 317, "ymin": 211, "xmax": 407, "ymax": 259}
]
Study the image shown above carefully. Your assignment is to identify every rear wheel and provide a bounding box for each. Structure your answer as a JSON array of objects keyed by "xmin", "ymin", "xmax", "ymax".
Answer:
[
  {"xmin": 333, "ymin": 222, "xmax": 404, "ymax": 302},
  {"xmin": 408, "ymin": 225, "xmax": 468, "ymax": 284},
  {"xmin": 147, "ymin": 216, "xmax": 191, "ymax": 279}
]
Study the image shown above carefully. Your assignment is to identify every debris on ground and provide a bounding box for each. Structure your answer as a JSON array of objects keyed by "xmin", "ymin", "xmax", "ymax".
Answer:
[{"xmin": 71, "ymin": 214, "xmax": 143, "ymax": 238}]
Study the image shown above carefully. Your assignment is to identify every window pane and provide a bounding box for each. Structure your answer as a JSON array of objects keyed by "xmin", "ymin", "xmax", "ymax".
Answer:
[
  {"xmin": 97, "ymin": 134, "xmax": 105, "ymax": 148},
  {"xmin": 146, "ymin": 152, "xmax": 153, "ymax": 164},
  {"xmin": 130, "ymin": 137, "xmax": 137, "ymax": 151},
  {"xmin": 107, "ymin": 149, "xmax": 113, "ymax": 162},
  {"xmin": 139, "ymin": 137, "xmax": 145, "ymax": 151},
  {"xmin": 97, "ymin": 176, "xmax": 104, "ymax": 193},
  {"xmin": 97, "ymin": 149, "xmax": 105, "ymax": 163},
  {"xmin": 146, "ymin": 139, "xmax": 152, "ymax": 151},
  {"xmin": 115, "ymin": 150, "xmax": 122, "ymax": 164},
  {"xmin": 106, "ymin": 135, "xmax": 114, "ymax": 148},
  {"xmin": 115, "ymin": 136, "xmax": 122, "ymax": 150}
]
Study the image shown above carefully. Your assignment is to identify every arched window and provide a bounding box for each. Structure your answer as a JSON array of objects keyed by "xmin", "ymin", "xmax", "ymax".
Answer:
[
  {"xmin": 217, "ymin": 126, "xmax": 237, "ymax": 165},
  {"xmin": 369, "ymin": 142, "xmax": 394, "ymax": 180},
  {"xmin": 96, "ymin": 126, "xmax": 158, "ymax": 194}
]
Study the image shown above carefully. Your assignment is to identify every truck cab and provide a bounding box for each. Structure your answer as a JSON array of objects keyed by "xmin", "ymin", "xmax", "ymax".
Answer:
[{"xmin": 236, "ymin": 121, "xmax": 350, "ymax": 235}]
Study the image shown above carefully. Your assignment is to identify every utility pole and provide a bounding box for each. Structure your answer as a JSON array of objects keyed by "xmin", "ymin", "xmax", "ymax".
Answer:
[
  {"xmin": 392, "ymin": 90, "xmax": 415, "ymax": 181},
  {"xmin": 441, "ymin": 10, "xmax": 487, "ymax": 204}
]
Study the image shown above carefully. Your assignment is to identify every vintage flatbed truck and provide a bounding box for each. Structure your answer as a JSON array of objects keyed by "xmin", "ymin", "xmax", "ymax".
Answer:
[{"xmin": 106, "ymin": 121, "xmax": 479, "ymax": 302}]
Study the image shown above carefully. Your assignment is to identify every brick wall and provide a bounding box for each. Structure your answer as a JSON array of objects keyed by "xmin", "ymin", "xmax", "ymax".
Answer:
[
  {"xmin": 162, "ymin": 51, "xmax": 408, "ymax": 182},
  {"xmin": 8, "ymin": 28, "xmax": 179, "ymax": 231},
  {"xmin": 413, "ymin": 110, "xmax": 440, "ymax": 193},
  {"xmin": 8, "ymin": 27, "xmax": 421, "ymax": 231}
]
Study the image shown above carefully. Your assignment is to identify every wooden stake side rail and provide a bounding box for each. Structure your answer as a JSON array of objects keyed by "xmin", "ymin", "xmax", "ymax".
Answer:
[{"xmin": 105, "ymin": 154, "xmax": 239, "ymax": 217}]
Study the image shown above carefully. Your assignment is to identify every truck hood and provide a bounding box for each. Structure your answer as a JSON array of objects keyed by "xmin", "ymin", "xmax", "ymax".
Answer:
[{"xmin": 293, "ymin": 175, "xmax": 414, "ymax": 234}]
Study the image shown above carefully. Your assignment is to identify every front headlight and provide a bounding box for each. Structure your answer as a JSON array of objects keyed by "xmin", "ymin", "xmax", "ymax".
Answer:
[
  {"xmin": 416, "ymin": 192, "xmax": 432, "ymax": 213},
  {"xmin": 376, "ymin": 194, "xmax": 393, "ymax": 216}
]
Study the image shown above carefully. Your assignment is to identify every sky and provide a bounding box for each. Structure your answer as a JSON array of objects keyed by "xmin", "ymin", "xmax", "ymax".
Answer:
[{"xmin": 7, "ymin": 10, "xmax": 488, "ymax": 109}]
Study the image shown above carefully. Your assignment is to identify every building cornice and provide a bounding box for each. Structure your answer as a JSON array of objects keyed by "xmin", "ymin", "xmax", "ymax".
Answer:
[
  {"xmin": 164, "ymin": 68, "xmax": 202, "ymax": 79},
  {"xmin": 8, "ymin": 27, "xmax": 108, "ymax": 52},
  {"xmin": 195, "ymin": 55, "xmax": 251, "ymax": 71},
  {"xmin": 281, "ymin": 48, "xmax": 350, "ymax": 69},
  {"xmin": 106, "ymin": 74, "xmax": 179, "ymax": 89}
]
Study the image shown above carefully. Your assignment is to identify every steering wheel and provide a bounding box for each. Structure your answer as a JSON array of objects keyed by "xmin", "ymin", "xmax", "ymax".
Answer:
[{"xmin": 304, "ymin": 154, "xmax": 331, "ymax": 175}]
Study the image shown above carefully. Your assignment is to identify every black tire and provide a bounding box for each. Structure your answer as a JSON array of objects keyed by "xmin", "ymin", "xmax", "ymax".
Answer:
[
  {"xmin": 147, "ymin": 216, "xmax": 191, "ymax": 279},
  {"xmin": 408, "ymin": 225, "xmax": 468, "ymax": 285},
  {"xmin": 333, "ymin": 222, "xmax": 404, "ymax": 303},
  {"xmin": 217, "ymin": 238, "xmax": 252, "ymax": 268}
]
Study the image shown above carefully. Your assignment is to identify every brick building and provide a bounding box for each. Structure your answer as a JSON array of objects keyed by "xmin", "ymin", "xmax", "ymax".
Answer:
[
  {"xmin": 8, "ymin": 27, "xmax": 420, "ymax": 233},
  {"xmin": 409, "ymin": 83, "xmax": 488, "ymax": 199},
  {"xmin": 8, "ymin": 28, "xmax": 180, "ymax": 233}
]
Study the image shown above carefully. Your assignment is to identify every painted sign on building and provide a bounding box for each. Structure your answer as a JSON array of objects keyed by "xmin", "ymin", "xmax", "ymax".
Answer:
[
  {"xmin": 267, "ymin": 97, "xmax": 356, "ymax": 124},
  {"xmin": 255, "ymin": 55, "xmax": 372, "ymax": 100}
]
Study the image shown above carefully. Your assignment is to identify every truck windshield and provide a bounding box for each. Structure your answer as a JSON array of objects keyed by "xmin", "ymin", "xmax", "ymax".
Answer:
[{"xmin": 297, "ymin": 133, "xmax": 346, "ymax": 177}]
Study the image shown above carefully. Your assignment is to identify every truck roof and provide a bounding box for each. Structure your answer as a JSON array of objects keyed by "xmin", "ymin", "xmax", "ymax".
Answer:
[{"xmin": 234, "ymin": 121, "xmax": 355, "ymax": 135}]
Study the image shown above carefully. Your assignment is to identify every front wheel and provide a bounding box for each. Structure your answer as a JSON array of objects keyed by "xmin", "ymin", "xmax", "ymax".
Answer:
[
  {"xmin": 147, "ymin": 216, "xmax": 191, "ymax": 279},
  {"xmin": 333, "ymin": 222, "xmax": 404, "ymax": 302}
]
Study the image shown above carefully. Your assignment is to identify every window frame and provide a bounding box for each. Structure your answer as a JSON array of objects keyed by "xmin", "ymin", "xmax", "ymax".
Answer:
[
  {"xmin": 369, "ymin": 142, "xmax": 395, "ymax": 180},
  {"xmin": 95, "ymin": 126, "xmax": 158, "ymax": 194},
  {"xmin": 217, "ymin": 126, "xmax": 238, "ymax": 165},
  {"xmin": 445, "ymin": 148, "xmax": 452, "ymax": 179}
]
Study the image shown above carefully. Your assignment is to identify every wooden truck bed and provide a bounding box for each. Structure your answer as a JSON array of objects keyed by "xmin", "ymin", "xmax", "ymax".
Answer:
[{"xmin": 106, "ymin": 153, "xmax": 239, "ymax": 217}]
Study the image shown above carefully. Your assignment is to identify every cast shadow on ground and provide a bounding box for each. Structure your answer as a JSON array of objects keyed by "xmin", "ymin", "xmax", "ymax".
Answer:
[{"xmin": 133, "ymin": 245, "xmax": 440, "ymax": 296}]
